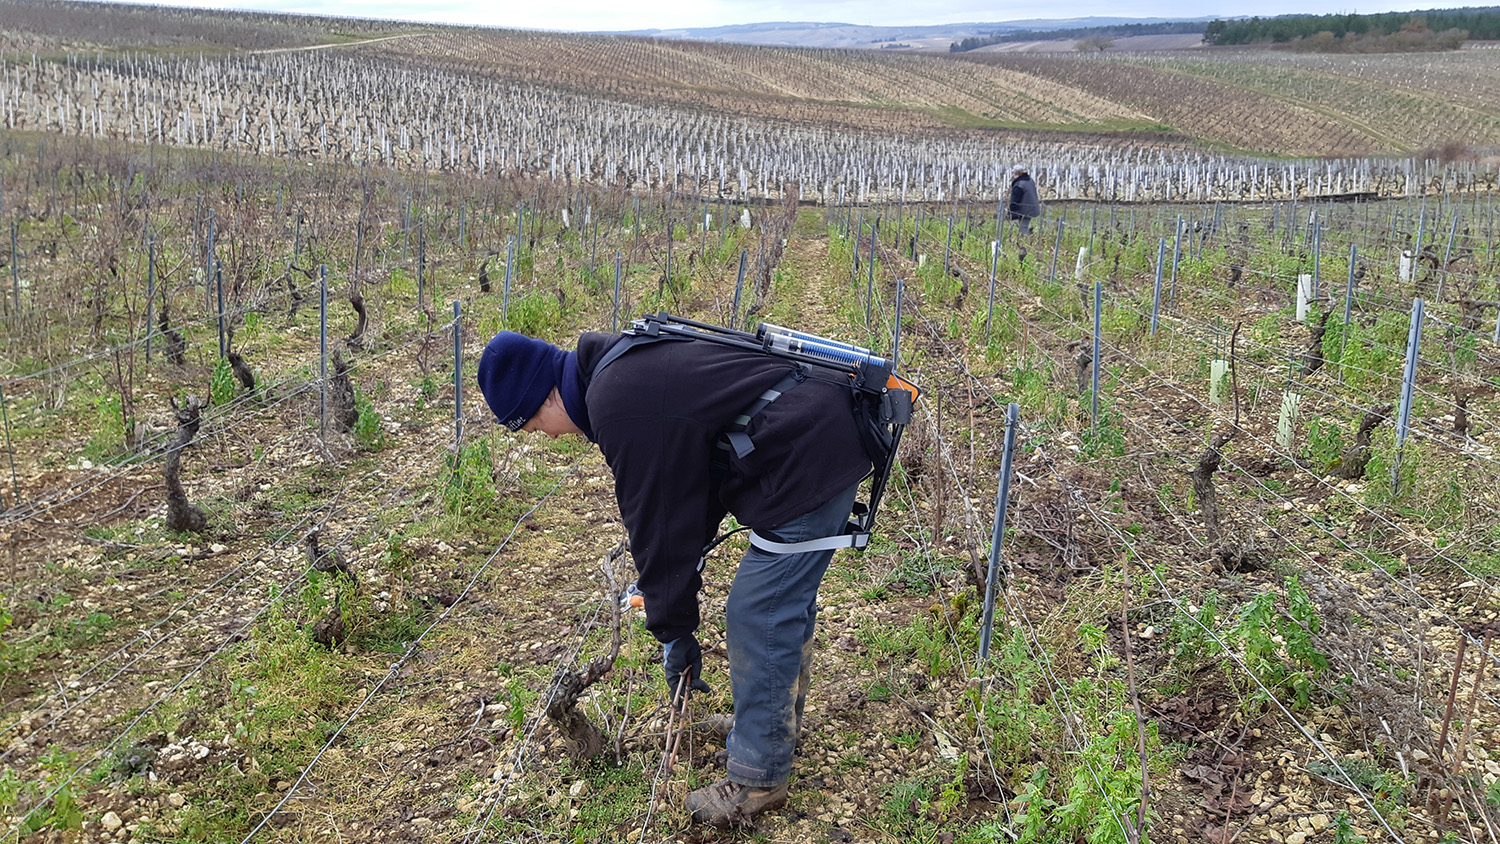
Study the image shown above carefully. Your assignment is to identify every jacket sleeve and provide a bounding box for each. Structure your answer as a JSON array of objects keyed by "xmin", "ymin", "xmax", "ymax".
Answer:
[{"xmin": 601, "ymin": 415, "xmax": 724, "ymax": 644}]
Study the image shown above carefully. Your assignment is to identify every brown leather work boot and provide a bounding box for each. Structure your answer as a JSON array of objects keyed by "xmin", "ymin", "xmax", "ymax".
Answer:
[{"xmin": 685, "ymin": 777, "xmax": 788, "ymax": 827}]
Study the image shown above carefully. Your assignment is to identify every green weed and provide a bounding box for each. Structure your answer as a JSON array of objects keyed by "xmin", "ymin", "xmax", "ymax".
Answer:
[
  {"xmin": 1334, "ymin": 810, "xmax": 1367, "ymax": 843},
  {"xmin": 1168, "ymin": 591, "xmax": 1222, "ymax": 673},
  {"xmin": 210, "ymin": 356, "xmax": 236, "ymax": 406},
  {"xmin": 1081, "ymin": 397, "xmax": 1126, "ymax": 459},
  {"xmin": 84, "ymin": 387, "xmax": 126, "ymax": 462},
  {"xmin": 353, "ymin": 395, "xmax": 384, "ymax": 451},
  {"xmin": 1304, "ymin": 414, "xmax": 1344, "ymax": 473},
  {"xmin": 1232, "ymin": 576, "xmax": 1328, "ymax": 709},
  {"xmin": 443, "ymin": 439, "xmax": 496, "ymax": 516}
]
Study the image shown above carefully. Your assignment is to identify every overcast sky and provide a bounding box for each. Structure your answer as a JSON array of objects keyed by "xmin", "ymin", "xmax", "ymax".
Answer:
[{"xmin": 116, "ymin": 0, "xmax": 1424, "ymax": 32}]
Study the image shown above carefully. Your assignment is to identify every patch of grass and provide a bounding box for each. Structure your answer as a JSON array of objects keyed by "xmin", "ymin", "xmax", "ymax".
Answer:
[
  {"xmin": 443, "ymin": 439, "xmax": 496, "ymax": 516},
  {"xmin": 1, "ymin": 593, "xmax": 116, "ymax": 688},
  {"xmin": 554, "ymin": 760, "xmax": 654, "ymax": 843},
  {"xmin": 83, "ymin": 384, "xmax": 127, "ymax": 463},
  {"xmin": 349, "ymin": 594, "xmax": 433, "ymax": 653}
]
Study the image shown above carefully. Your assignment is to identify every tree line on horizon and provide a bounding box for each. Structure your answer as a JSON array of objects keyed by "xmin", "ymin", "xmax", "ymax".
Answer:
[
  {"xmin": 949, "ymin": 6, "xmax": 1499, "ymax": 53},
  {"xmin": 1203, "ymin": 6, "xmax": 1499, "ymax": 46}
]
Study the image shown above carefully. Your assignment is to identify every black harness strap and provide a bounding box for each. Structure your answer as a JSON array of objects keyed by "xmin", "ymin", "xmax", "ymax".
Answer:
[{"xmin": 718, "ymin": 366, "xmax": 806, "ymax": 459}]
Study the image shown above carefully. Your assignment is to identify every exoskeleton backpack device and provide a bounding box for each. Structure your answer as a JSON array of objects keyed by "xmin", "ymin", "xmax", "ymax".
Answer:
[{"xmin": 595, "ymin": 312, "xmax": 920, "ymax": 559}]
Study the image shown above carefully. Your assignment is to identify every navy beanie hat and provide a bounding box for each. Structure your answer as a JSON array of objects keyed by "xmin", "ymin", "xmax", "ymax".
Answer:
[{"xmin": 478, "ymin": 332, "xmax": 567, "ymax": 431}]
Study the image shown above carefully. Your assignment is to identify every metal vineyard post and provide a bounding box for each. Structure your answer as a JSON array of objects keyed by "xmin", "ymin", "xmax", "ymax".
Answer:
[
  {"xmin": 943, "ymin": 213, "xmax": 954, "ymax": 274},
  {"xmin": 978, "ymin": 402, "xmax": 1020, "ymax": 665},
  {"xmin": 1168, "ymin": 214, "xmax": 1182, "ymax": 309},
  {"xmin": 1393, "ymin": 298, "xmax": 1425, "ymax": 495},
  {"xmin": 1436, "ymin": 214, "xmax": 1458, "ymax": 303},
  {"xmin": 144, "ymin": 234, "xmax": 155, "ymax": 362},
  {"xmin": 611, "ymin": 250, "xmax": 622, "ymax": 333},
  {"xmin": 453, "ymin": 300, "xmax": 462, "ymax": 451},
  {"xmin": 205, "ymin": 210, "xmax": 216, "ymax": 314},
  {"xmin": 892, "ymin": 278, "xmax": 904, "ymax": 370},
  {"xmin": 503, "ymin": 236, "xmax": 514, "ymax": 322},
  {"xmin": 1340, "ymin": 245, "xmax": 1357, "ymax": 378},
  {"xmin": 985, "ymin": 240, "xmax": 998, "ymax": 344},
  {"xmin": 215, "ymin": 268, "xmax": 226, "ymax": 359},
  {"xmin": 1048, "ymin": 218, "xmax": 1063, "ymax": 285},
  {"xmin": 0, "ymin": 382, "xmax": 16, "ymax": 509},
  {"xmin": 1150, "ymin": 238, "xmax": 1165, "ymax": 336},
  {"xmin": 1310, "ymin": 212, "xmax": 1321, "ymax": 299},
  {"xmin": 319, "ymin": 264, "xmax": 328, "ymax": 440},
  {"xmin": 731, "ymin": 250, "xmax": 747, "ymax": 331},
  {"xmin": 418, "ymin": 225, "xmax": 426, "ymax": 325},
  {"xmin": 1091, "ymin": 280, "xmax": 1103, "ymax": 427},
  {"xmin": 9, "ymin": 222, "xmax": 17, "ymax": 313}
]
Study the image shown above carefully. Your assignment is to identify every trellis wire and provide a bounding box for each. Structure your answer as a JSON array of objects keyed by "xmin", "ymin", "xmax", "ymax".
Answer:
[
  {"xmin": 997, "ymin": 252, "xmax": 1500, "ymax": 593},
  {"xmin": 956, "ymin": 226, "xmax": 1489, "ymax": 610},
  {"xmin": 6, "ymin": 409, "xmax": 477, "ymax": 839},
  {"xmin": 0, "ymin": 315, "xmax": 447, "ymax": 530},
  {"xmin": 856, "ymin": 269, "xmax": 1128, "ymax": 837},
  {"xmin": 879, "ymin": 297, "xmax": 1142, "ymax": 844},
  {"xmin": 934, "ymin": 266, "xmax": 1452, "ymax": 838},
  {"xmin": 0, "ymin": 326, "xmax": 467, "ymax": 747},
  {"xmin": 244, "ymin": 465, "xmax": 580, "ymax": 844}
]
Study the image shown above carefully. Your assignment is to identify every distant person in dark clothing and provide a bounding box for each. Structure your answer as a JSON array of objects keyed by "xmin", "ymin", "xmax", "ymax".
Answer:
[{"xmin": 1008, "ymin": 164, "xmax": 1042, "ymax": 235}]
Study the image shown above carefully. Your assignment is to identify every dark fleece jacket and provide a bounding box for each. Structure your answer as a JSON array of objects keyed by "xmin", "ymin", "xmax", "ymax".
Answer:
[
  {"xmin": 575, "ymin": 332, "xmax": 873, "ymax": 643},
  {"xmin": 1008, "ymin": 173, "xmax": 1041, "ymax": 220}
]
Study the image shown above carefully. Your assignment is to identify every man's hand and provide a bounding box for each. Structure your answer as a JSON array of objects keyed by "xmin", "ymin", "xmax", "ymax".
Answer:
[{"xmin": 662, "ymin": 635, "xmax": 711, "ymax": 703}]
